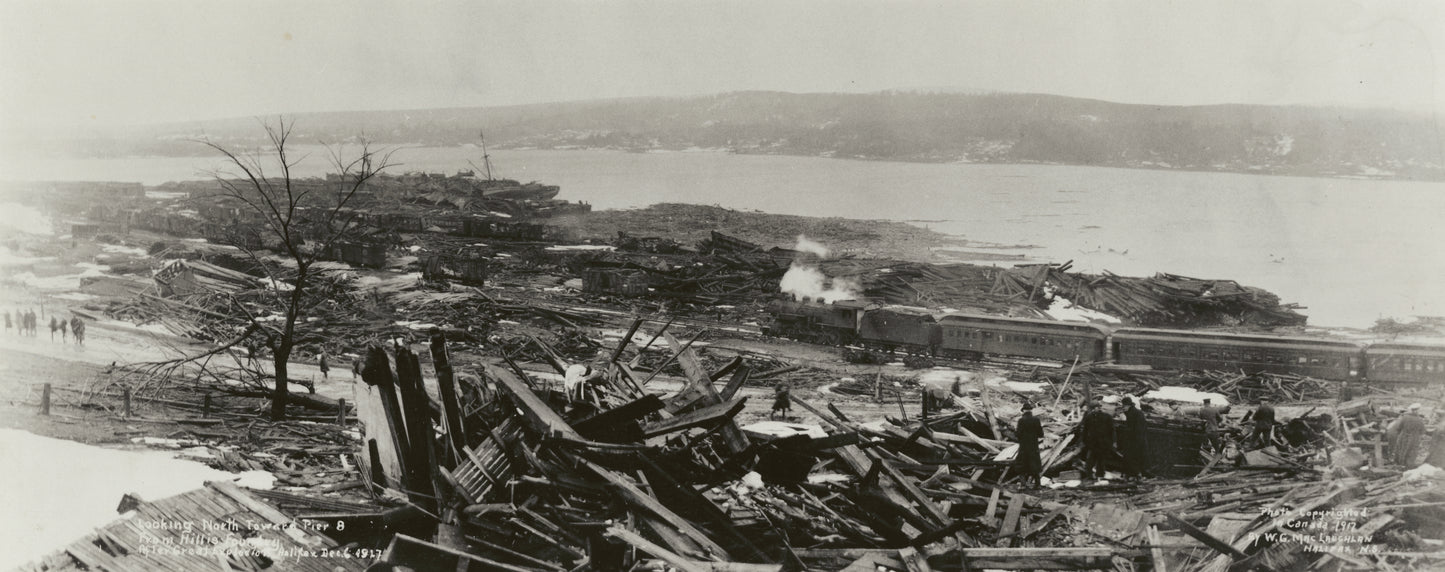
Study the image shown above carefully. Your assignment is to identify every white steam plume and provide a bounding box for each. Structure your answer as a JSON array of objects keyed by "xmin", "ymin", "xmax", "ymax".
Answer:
[
  {"xmin": 793, "ymin": 235, "xmax": 830, "ymax": 258},
  {"xmin": 780, "ymin": 235, "xmax": 859, "ymax": 302}
]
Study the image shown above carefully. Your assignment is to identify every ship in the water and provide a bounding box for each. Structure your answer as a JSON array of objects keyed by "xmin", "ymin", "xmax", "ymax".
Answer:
[{"xmin": 459, "ymin": 130, "xmax": 560, "ymax": 201}]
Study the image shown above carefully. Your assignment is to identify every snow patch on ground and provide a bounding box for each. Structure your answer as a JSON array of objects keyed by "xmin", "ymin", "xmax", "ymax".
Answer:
[
  {"xmin": 0, "ymin": 248, "xmax": 56, "ymax": 267},
  {"xmin": 1143, "ymin": 386, "xmax": 1231, "ymax": 407},
  {"xmin": 0, "ymin": 203, "xmax": 52, "ymax": 235},
  {"xmin": 0, "ymin": 429, "xmax": 273, "ymax": 570},
  {"xmin": 100, "ymin": 244, "xmax": 149, "ymax": 257},
  {"xmin": 1043, "ymin": 291, "xmax": 1120, "ymax": 323}
]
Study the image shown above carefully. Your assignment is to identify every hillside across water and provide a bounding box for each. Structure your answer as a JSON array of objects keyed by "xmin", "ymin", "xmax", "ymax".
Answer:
[{"xmin": 29, "ymin": 91, "xmax": 1445, "ymax": 181}]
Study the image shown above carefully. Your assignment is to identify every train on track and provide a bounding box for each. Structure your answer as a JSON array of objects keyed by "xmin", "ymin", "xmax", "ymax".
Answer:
[{"xmin": 763, "ymin": 299, "xmax": 1445, "ymax": 385}]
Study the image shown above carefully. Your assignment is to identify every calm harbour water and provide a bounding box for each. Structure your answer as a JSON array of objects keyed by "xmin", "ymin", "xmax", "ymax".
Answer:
[{"xmin": 4, "ymin": 147, "xmax": 1442, "ymax": 328}]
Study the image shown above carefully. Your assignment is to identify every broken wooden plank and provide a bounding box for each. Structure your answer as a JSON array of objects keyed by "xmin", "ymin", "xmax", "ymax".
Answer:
[
  {"xmin": 487, "ymin": 364, "xmax": 583, "ymax": 440},
  {"xmin": 381, "ymin": 533, "xmax": 539, "ymax": 572},
  {"xmin": 580, "ymin": 459, "xmax": 728, "ymax": 559},
  {"xmin": 997, "ymin": 494, "xmax": 1025, "ymax": 547},
  {"xmin": 960, "ymin": 547, "xmax": 1116, "ymax": 570},
  {"xmin": 719, "ymin": 365, "xmax": 751, "ymax": 401},
  {"xmin": 897, "ymin": 546, "xmax": 932, "ymax": 572},
  {"xmin": 573, "ymin": 394, "xmax": 664, "ymax": 442},
  {"xmin": 643, "ymin": 398, "xmax": 748, "ymax": 438},
  {"xmin": 1164, "ymin": 513, "xmax": 1249, "ymax": 560},
  {"xmin": 606, "ymin": 526, "xmax": 782, "ymax": 572},
  {"xmin": 1147, "ymin": 526, "xmax": 1168, "ymax": 572}
]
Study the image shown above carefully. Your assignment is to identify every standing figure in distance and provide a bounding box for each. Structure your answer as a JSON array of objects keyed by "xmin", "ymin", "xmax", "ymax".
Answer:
[
  {"xmin": 1015, "ymin": 402, "xmax": 1043, "ymax": 488},
  {"xmin": 59, "ymin": 317, "xmax": 67, "ymax": 343},
  {"xmin": 1249, "ymin": 398, "xmax": 1276, "ymax": 449},
  {"xmin": 48, "ymin": 317, "xmax": 57, "ymax": 341},
  {"xmin": 1199, "ymin": 397, "xmax": 1223, "ymax": 454},
  {"xmin": 1387, "ymin": 403, "xmax": 1427, "ymax": 467},
  {"xmin": 1119, "ymin": 396, "xmax": 1148, "ymax": 482},
  {"xmin": 318, "ymin": 352, "xmax": 330, "ymax": 380},
  {"xmin": 770, "ymin": 383, "xmax": 792, "ymax": 420},
  {"xmin": 1081, "ymin": 397, "xmax": 1115, "ymax": 482}
]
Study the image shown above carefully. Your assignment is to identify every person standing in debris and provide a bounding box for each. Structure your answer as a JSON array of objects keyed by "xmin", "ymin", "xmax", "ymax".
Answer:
[
  {"xmin": 1015, "ymin": 402, "xmax": 1043, "ymax": 488},
  {"xmin": 1387, "ymin": 403, "xmax": 1427, "ymax": 467},
  {"xmin": 352, "ymin": 358, "xmax": 363, "ymax": 379},
  {"xmin": 1339, "ymin": 381, "xmax": 1355, "ymax": 403},
  {"xmin": 1119, "ymin": 396, "xmax": 1148, "ymax": 481},
  {"xmin": 59, "ymin": 317, "xmax": 67, "ymax": 343},
  {"xmin": 1080, "ymin": 397, "xmax": 1115, "ymax": 481},
  {"xmin": 3, "ymin": 311, "xmax": 11, "ymax": 334},
  {"xmin": 48, "ymin": 316, "xmax": 57, "ymax": 341},
  {"xmin": 564, "ymin": 362, "xmax": 593, "ymax": 403},
  {"xmin": 1248, "ymin": 398, "xmax": 1276, "ymax": 449},
  {"xmin": 71, "ymin": 318, "xmax": 84, "ymax": 345},
  {"xmin": 1199, "ymin": 398, "xmax": 1223, "ymax": 453},
  {"xmin": 26, "ymin": 309, "xmax": 36, "ymax": 336},
  {"xmin": 318, "ymin": 353, "xmax": 330, "ymax": 380},
  {"xmin": 1425, "ymin": 411, "xmax": 1445, "ymax": 467},
  {"xmin": 771, "ymin": 384, "xmax": 792, "ymax": 419}
]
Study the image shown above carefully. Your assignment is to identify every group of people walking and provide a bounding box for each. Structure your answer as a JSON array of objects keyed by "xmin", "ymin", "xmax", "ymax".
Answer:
[
  {"xmin": 1011, "ymin": 394, "xmax": 1173, "ymax": 487},
  {"xmin": 4, "ymin": 308, "xmax": 84, "ymax": 344}
]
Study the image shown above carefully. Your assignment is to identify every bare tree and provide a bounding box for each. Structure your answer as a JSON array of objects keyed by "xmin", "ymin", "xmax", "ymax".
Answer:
[{"xmin": 197, "ymin": 117, "xmax": 396, "ymax": 420}]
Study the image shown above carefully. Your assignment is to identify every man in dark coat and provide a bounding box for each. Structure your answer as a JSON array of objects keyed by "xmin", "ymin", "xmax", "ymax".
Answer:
[
  {"xmin": 1081, "ymin": 397, "xmax": 1114, "ymax": 480},
  {"xmin": 1388, "ymin": 403, "xmax": 1427, "ymax": 467},
  {"xmin": 1249, "ymin": 398, "xmax": 1276, "ymax": 449},
  {"xmin": 1199, "ymin": 397, "xmax": 1223, "ymax": 453},
  {"xmin": 1015, "ymin": 402, "xmax": 1044, "ymax": 487},
  {"xmin": 770, "ymin": 384, "xmax": 792, "ymax": 419},
  {"xmin": 1119, "ymin": 396, "xmax": 1148, "ymax": 481}
]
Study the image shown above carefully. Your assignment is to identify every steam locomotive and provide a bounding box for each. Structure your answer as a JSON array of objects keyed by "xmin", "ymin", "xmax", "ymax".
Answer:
[{"xmin": 763, "ymin": 298, "xmax": 1445, "ymax": 385}]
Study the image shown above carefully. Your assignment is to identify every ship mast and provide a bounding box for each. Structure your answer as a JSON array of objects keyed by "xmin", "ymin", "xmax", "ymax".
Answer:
[{"xmin": 479, "ymin": 130, "xmax": 495, "ymax": 181}]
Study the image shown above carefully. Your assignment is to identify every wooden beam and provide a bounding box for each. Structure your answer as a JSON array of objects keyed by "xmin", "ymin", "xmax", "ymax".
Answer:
[
  {"xmin": 1164, "ymin": 514, "xmax": 1248, "ymax": 560},
  {"xmin": 997, "ymin": 494, "xmax": 1024, "ymax": 547},
  {"xmin": 581, "ymin": 459, "xmax": 728, "ymax": 559},
  {"xmin": 643, "ymin": 398, "xmax": 748, "ymax": 438},
  {"xmin": 611, "ymin": 317, "xmax": 645, "ymax": 364},
  {"xmin": 573, "ymin": 394, "xmax": 664, "ymax": 440},
  {"xmin": 607, "ymin": 526, "xmax": 707, "ymax": 572},
  {"xmin": 429, "ymin": 329, "xmax": 467, "ymax": 462},
  {"xmin": 897, "ymin": 546, "xmax": 932, "ymax": 572},
  {"xmin": 1147, "ymin": 525, "xmax": 1168, "ymax": 572},
  {"xmin": 709, "ymin": 356, "xmax": 744, "ymax": 382},
  {"xmin": 959, "ymin": 547, "xmax": 1116, "ymax": 570},
  {"xmin": 487, "ymin": 364, "xmax": 582, "ymax": 440},
  {"xmin": 382, "ymin": 533, "xmax": 538, "ymax": 572},
  {"xmin": 719, "ymin": 365, "xmax": 751, "ymax": 401}
]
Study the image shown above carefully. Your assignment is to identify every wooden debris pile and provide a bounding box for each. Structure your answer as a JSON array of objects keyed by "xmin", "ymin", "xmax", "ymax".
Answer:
[{"xmin": 1040, "ymin": 267, "xmax": 1307, "ymax": 327}]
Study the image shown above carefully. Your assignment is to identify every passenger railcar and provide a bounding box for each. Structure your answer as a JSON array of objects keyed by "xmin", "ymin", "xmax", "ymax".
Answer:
[
  {"xmin": 1362, "ymin": 343, "xmax": 1445, "ymax": 384},
  {"xmin": 1112, "ymin": 328, "xmax": 1363, "ymax": 380},
  {"xmin": 760, "ymin": 297, "xmax": 1445, "ymax": 384},
  {"xmin": 936, "ymin": 314, "xmax": 1111, "ymax": 362}
]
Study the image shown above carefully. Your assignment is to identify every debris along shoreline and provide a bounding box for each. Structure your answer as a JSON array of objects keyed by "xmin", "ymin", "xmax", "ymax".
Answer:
[{"xmin": 2, "ymin": 175, "xmax": 1443, "ymax": 571}]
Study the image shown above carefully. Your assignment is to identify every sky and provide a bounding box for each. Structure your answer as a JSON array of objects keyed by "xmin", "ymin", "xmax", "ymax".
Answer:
[{"xmin": 1, "ymin": 0, "xmax": 1441, "ymax": 132}]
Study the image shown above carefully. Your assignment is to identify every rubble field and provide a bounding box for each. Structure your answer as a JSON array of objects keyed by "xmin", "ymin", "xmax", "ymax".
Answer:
[{"xmin": 2, "ymin": 177, "xmax": 1443, "ymax": 571}]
